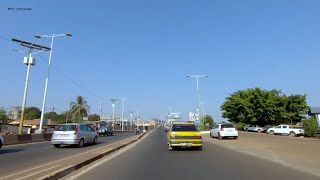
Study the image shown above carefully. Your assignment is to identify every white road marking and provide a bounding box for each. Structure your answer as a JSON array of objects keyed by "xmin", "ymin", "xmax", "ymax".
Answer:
[
  {"xmin": 66, "ymin": 130, "xmax": 153, "ymax": 180},
  {"xmin": 15, "ymin": 165, "xmax": 60, "ymax": 180}
]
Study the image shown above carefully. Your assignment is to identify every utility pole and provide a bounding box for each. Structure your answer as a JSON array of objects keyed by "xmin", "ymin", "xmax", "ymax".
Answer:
[
  {"xmin": 12, "ymin": 38, "xmax": 50, "ymax": 134},
  {"xmin": 100, "ymin": 102, "xmax": 103, "ymax": 120},
  {"xmin": 66, "ymin": 99, "xmax": 71, "ymax": 124}
]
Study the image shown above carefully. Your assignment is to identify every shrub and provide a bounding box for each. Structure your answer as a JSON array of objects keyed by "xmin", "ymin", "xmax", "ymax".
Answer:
[
  {"xmin": 234, "ymin": 122, "xmax": 246, "ymax": 130},
  {"xmin": 303, "ymin": 117, "xmax": 318, "ymax": 137}
]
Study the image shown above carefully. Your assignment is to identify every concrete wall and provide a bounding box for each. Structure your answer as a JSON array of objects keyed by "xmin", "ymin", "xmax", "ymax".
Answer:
[{"xmin": 0, "ymin": 124, "xmax": 31, "ymax": 134}]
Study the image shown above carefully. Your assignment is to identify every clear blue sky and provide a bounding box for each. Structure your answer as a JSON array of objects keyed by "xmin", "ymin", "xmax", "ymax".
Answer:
[{"xmin": 1, "ymin": 0, "xmax": 320, "ymax": 122}]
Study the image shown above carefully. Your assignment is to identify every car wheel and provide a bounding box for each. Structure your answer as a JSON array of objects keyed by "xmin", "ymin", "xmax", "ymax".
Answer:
[
  {"xmin": 234, "ymin": 136, "xmax": 238, "ymax": 139},
  {"xmin": 0, "ymin": 139, "xmax": 2, "ymax": 149},
  {"xmin": 77, "ymin": 138, "xmax": 84, "ymax": 148},
  {"xmin": 53, "ymin": 144, "xmax": 61, "ymax": 148},
  {"xmin": 289, "ymin": 131, "xmax": 296, "ymax": 137},
  {"xmin": 218, "ymin": 133, "xmax": 222, "ymax": 140},
  {"xmin": 258, "ymin": 129, "xmax": 261, "ymax": 133},
  {"xmin": 93, "ymin": 136, "xmax": 98, "ymax": 144},
  {"xmin": 245, "ymin": 128, "xmax": 248, "ymax": 131},
  {"xmin": 269, "ymin": 130, "xmax": 275, "ymax": 135}
]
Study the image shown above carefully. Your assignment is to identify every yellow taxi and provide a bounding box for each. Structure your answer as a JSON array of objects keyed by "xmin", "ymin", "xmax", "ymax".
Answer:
[{"xmin": 166, "ymin": 122, "xmax": 203, "ymax": 150}]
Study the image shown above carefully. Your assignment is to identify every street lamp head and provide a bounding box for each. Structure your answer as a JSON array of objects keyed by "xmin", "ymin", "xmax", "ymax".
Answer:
[
  {"xmin": 65, "ymin": 33, "xmax": 72, "ymax": 37},
  {"xmin": 34, "ymin": 35, "xmax": 41, "ymax": 39}
]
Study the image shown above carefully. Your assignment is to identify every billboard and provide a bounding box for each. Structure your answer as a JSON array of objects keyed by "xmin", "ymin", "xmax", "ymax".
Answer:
[
  {"xmin": 189, "ymin": 112, "xmax": 199, "ymax": 122},
  {"xmin": 168, "ymin": 113, "xmax": 181, "ymax": 119}
]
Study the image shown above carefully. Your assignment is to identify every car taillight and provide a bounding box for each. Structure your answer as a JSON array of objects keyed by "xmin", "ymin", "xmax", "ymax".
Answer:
[
  {"xmin": 74, "ymin": 125, "xmax": 78, "ymax": 134},
  {"xmin": 196, "ymin": 134, "xmax": 202, "ymax": 139},
  {"xmin": 221, "ymin": 128, "xmax": 224, "ymax": 131}
]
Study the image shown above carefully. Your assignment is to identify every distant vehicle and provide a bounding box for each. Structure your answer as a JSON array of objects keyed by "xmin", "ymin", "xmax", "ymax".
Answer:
[
  {"xmin": 0, "ymin": 135, "xmax": 3, "ymax": 149},
  {"xmin": 267, "ymin": 125, "xmax": 304, "ymax": 137},
  {"xmin": 98, "ymin": 126, "xmax": 114, "ymax": 136},
  {"xmin": 210, "ymin": 123, "xmax": 238, "ymax": 139},
  {"xmin": 51, "ymin": 123, "xmax": 98, "ymax": 148},
  {"xmin": 244, "ymin": 125, "xmax": 265, "ymax": 133},
  {"xmin": 166, "ymin": 122, "xmax": 202, "ymax": 150}
]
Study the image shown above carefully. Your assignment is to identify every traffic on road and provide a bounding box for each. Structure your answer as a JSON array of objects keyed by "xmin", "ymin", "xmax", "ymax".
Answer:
[{"xmin": 62, "ymin": 126, "xmax": 319, "ymax": 180}]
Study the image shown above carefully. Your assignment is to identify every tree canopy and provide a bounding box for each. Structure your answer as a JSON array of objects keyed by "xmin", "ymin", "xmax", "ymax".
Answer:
[
  {"xmin": 24, "ymin": 107, "xmax": 41, "ymax": 120},
  {"xmin": 220, "ymin": 88, "xmax": 308, "ymax": 126},
  {"xmin": 70, "ymin": 96, "xmax": 90, "ymax": 120},
  {"xmin": 88, "ymin": 114, "xmax": 100, "ymax": 121}
]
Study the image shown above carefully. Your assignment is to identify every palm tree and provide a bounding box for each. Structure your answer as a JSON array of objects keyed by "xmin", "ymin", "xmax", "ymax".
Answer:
[{"xmin": 70, "ymin": 96, "xmax": 90, "ymax": 120}]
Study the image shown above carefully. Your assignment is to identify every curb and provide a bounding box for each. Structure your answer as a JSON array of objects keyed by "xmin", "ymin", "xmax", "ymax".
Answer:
[{"xmin": 42, "ymin": 131, "xmax": 149, "ymax": 180}]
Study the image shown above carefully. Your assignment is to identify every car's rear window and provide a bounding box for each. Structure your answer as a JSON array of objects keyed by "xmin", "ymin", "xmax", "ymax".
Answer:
[
  {"xmin": 221, "ymin": 124, "xmax": 235, "ymax": 128},
  {"xmin": 171, "ymin": 124, "xmax": 197, "ymax": 131},
  {"xmin": 56, "ymin": 125, "xmax": 77, "ymax": 131}
]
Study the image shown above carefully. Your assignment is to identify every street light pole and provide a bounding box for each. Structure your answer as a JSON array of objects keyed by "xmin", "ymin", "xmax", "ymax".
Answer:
[
  {"xmin": 35, "ymin": 33, "xmax": 72, "ymax": 133},
  {"xmin": 187, "ymin": 75, "xmax": 208, "ymax": 127},
  {"xmin": 19, "ymin": 50, "xmax": 32, "ymax": 134},
  {"xmin": 130, "ymin": 112, "xmax": 133, "ymax": 130},
  {"xmin": 110, "ymin": 99, "xmax": 118, "ymax": 127},
  {"xmin": 120, "ymin": 98, "xmax": 127, "ymax": 131}
]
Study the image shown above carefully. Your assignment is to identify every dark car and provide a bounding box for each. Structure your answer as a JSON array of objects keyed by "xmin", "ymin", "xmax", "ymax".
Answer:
[{"xmin": 98, "ymin": 126, "xmax": 114, "ymax": 136}]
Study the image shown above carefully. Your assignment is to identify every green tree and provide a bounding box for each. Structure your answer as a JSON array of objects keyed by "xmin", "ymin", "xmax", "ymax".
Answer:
[
  {"xmin": 202, "ymin": 115, "xmax": 215, "ymax": 130},
  {"xmin": 0, "ymin": 108, "xmax": 10, "ymax": 123},
  {"xmin": 88, "ymin": 114, "xmax": 100, "ymax": 121},
  {"xmin": 221, "ymin": 88, "xmax": 308, "ymax": 126},
  {"xmin": 70, "ymin": 96, "xmax": 90, "ymax": 121},
  {"xmin": 303, "ymin": 117, "xmax": 318, "ymax": 137},
  {"xmin": 24, "ymin": 107, "xmax": 41, "ymax": 120}
]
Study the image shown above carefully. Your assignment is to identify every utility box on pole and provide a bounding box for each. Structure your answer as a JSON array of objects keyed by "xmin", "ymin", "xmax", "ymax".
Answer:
[{"xmin": 23, "ymin": 57, "xmax": 36, "ymax": 65}]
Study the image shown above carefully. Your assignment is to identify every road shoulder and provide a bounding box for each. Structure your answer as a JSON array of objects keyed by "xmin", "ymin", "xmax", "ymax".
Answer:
[{"xmin": 203, "ymin": 132, "xmax": 320, "ymax": 178}]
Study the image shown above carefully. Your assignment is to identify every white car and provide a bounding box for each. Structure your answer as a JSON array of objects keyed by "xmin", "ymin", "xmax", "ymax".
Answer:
[
  {"xmin": 210, "ymin": 123, "xmax": 238, "ymax": 139},
  {"xmin": 0, "ymin": 135, "xmax": 4, "ymax": 149},
  {"xmin": 51, "ymin": 123, "xmax": 98, "ymax": 148},
  {"xmin": 244, "ymin": 125, "xmax": 265, "ymax": 133},
  {"xmin": 267, "ymin": 125, "xmax": 304, "ymax": 137}
]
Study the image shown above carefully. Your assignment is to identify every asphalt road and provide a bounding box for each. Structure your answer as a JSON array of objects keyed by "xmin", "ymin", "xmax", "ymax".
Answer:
[
  {"xmin": 0, "ymin": 132, "xmax": 136, "ymax": 175},
  {"xmin": 73, "ymin": 126, "xmax": 319, "ymax": 180}
]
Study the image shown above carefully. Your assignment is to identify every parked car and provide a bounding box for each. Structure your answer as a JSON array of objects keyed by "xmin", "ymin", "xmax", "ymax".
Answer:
[
  {"xmin": 98, "ymin": 126, "xmax": 114, "ymax": 136},
  {"xmin": 166, "ymin": 122, "xmax": 202, "ymax": 150},
  {"xmin": 210, "ymin": 123, "xmax": 238, "ymax": 139},
  {"xmin": 244, "ymin": 125, "xmax": 265, "ymax": 133},
  {"xmin": 0, "ymin": 135, "xmax": 3, "ymax": 149},
  {"xmin": 51, "ymin": 123, "xmax": 98, "ymax": 148},
  {"xmin": 267, "ymin": 125, "xmax": 304, "ymax": 137}
]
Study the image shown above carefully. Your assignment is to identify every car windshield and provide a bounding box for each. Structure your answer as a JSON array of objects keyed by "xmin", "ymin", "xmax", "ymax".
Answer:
[
  {"xmin": 171, "ymin": 124, "xmax": 197, "ymax": 131},
  {"xmin": 221, "ymin": 124, "xmax": 235, "ymax": 128},
  {"xmin": 56, "ymin": 125, "xmax": 77, "ymax": 131}
]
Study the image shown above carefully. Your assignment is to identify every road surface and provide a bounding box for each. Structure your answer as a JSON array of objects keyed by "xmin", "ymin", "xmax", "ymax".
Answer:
[
  {"xmin": 70, "ymin": 126, "xmax": 318, "ymax": 180},
  {"xmin": 0, "ymin": 132, "xmax": 136, "ymax": 175}
]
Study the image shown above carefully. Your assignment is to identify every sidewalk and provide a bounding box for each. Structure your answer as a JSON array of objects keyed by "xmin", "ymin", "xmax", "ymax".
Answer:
[{"xmin": 203, "ymin": 131, "xmax": 320, "ymax": 177}]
